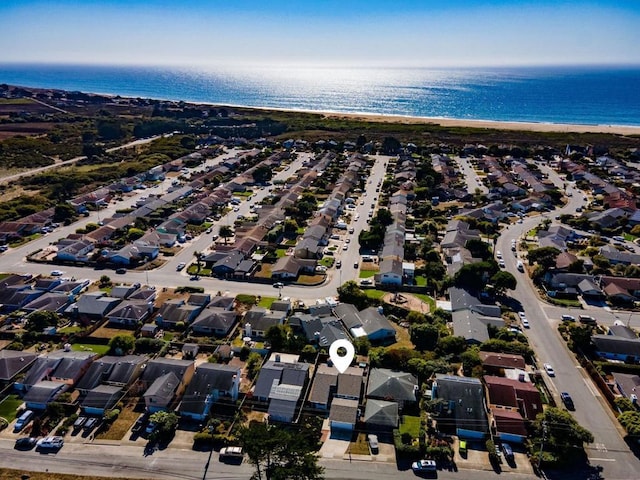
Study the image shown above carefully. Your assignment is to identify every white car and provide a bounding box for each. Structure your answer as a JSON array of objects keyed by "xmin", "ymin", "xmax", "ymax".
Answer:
[
  {"xmin": 37, "ymin": 436, "xmax": 64, "ymax": 450},
  {"xmin": 50, "ymin": 270, "xmax": 64, "ymax": 277},
  {"xmin": 522, "ymin": 318, "xmax": 530, "ymax": 328},
  {"xmin": 543, "ymin": 363, "xmax": 555, "ymax": 377},
  {"xmin": 342, "ymin": 244, "xmax": 348, "ymax": 250},
  {"xmin": 496, "ymin": 251, "xmax": 502, "ymax": 259},
  {"xmin": 518, "ymin": 312, "xmax": 526, "ymax": 320},
  {"xmin": 176, "ymin": 262, "xmax": 186, "ymax": 271}
]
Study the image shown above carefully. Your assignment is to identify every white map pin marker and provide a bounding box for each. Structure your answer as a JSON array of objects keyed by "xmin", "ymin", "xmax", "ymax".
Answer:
[{"xmin": 329, "ymin": 339, "xmax": 355, "ymax": 374}]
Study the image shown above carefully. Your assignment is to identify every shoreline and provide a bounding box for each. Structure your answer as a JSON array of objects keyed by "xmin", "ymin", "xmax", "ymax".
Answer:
[
  {"xmin": 236, "ymin": 104, "xmax": 640, "ymax": 135},
  {"xmin": 5, "ymin": 81, "xmax": 640, "ymax": 135}
]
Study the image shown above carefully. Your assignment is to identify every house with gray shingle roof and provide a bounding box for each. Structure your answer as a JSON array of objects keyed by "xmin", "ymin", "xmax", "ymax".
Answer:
[
  {"xmin": 81, "ymin": 385, "xmax": 122, "ymax": 415},
  {"xmin": 0, "ymin": 350, "xmax": 37, "ymax": 383},
  {"xmin": 363, "ymin": 399, "xmax": 399, "ymax": 430},
  {"xmin": 143, "ymin": 371, "xmax": 181, "ymax": 412},
  {"xmin": 23, "ymin": 380, "xmax": 67, "ymax": 409},
  {"xmin": 178, "ymin": 364, "xmax": 241, "ymax": 420},
  {"xmin": 367, "ymin": 368, "xmax": 417, "ymax": 409}
]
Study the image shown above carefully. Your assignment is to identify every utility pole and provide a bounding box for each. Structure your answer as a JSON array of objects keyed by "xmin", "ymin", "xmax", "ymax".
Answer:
[{"xmin": 537, "ymin": 420, "xmax": 547, "ymax": 472}]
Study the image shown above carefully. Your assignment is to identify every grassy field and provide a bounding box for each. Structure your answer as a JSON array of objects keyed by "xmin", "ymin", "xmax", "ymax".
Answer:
[
  {"xmin": 97, "ymin": 401, "xmax": 140, "ymax": 441},
  {"xmin": 364, "ymin": 289, "xmax": 386, "ymax": 300},
  {"xmin": 349, "ymin": 432, "xmax": 371, "ymax": 455},
  {"xmin": 389, "ymin": 322, "xmax": 413, "ymax": 349},
  {"xmin": 0, "ymin": 470, "xmax": 128, "ymax": 480},
  {"xmin": 399, "ymin": 415, "xmax": 421, "ymax": 437},
  {"xmin": 0, "ymin": 394, "xmax": 23, "ymax": 422},
  {"xmin": 72, "ymin": 343, "xmax": 110, "ymax": 355},
  {"xmin": 359, "ymin": 270, "xmax": 376, "ymax": 278},
  {"xmin": 412, "ymin": 293, "xmax": 436, "ymax": 312},
  {"xmin": 258, "ymin": 296, "xmax": 277, "ymax": 308}
]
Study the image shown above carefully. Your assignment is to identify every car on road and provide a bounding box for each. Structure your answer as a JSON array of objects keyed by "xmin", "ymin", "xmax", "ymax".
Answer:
[
  {"xmin": 36, "ymin": 436, "xmax": 64, "ymax": 450},
  {"xmin": 50, "ymin": 270, "xmax": 64, "ymax": 276},
  {"xmin": 522, "ymin": 318, "xmax": 530, "ymax": 328},
  {"xmin": 176, "ymin": 262, "xmax": 186, "ymax": 271},
  {"xmin": 354, "ymin": 262, "xmax": 359, "ymax": 268},
  {"xmin": 115, "ymin": 268, "xmax": 127, "ymax": 274},
  {"xmin": 561, "ymin": 314, "xmax": 575, "ymax": 322},
  {"xmin": 496, "ymin": 251, "xmax": 502, "ymax": 259},
  {"xmin": 543, "ymin": 363, "xmax": 555, "ymax": 376},
  {"xmin": 501, "ymin": 443, "xmax": 514, "ymax": 462},
  {"xmin": 578, "ymin": 314, "xmax": 597, "ymax": 325},
  {"xmin": 411, "ymin": 459, "xmax": 437, "ymax": 473},
  {"xmin": 219, "ymin": 446, "xmax": 244, "ymax": 463},
  {"xmin": 233, "ymin": 206, "xmax": 239, "ymax": 212},
  {"xmin": 14, "ymin": 437, "xmax": 38, "ymax": 450},
  {"xmin": 518, "ymin": 312, "xmax": 526, "ymax": 319},
  {"xmin": 360, "ymin": 279, "xmax": 373, "ymax": 285},
  {"xmin": 498, "ymin": 260, "xmax": 506, "ymax": 268},
  {"xmin": 561, "ymin": 392, "xmax": 575, "ymax": 410},
  {"xmin": 273, "ymin": 282, "xmax": 284, "ymax": 288},
  {"xmin": 348, "ymin": 227, "xmax": 355, "ymax": 234},
  {"xmin": 342, "ymin": 244, "xmax": 348, "ymax": 250},
  {"xmin": 335, "ymin": 260, "xmax": 342, "ymax": 268}
]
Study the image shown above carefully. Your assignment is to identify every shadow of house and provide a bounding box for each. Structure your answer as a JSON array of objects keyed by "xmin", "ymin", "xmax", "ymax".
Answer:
[
  {"xmin": 432, "ymin": 374, "xmax": 489, "ymax": 440},
  {"xmin": 178, "ymin": 364, "xmax": 241, "ymax": 421}
]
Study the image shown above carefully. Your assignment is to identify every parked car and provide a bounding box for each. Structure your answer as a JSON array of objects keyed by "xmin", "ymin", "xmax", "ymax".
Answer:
[
  {"xmin": 501, "ymin": 443, "xmax": 514, "ymax": 462},
  {"xmin": 50, "ymin": 270, "xmax": 64, "ymax": 277},
  {"xmin": 579, "ymin": 315, "xmax": 596, "ymax": 325},
  {"xmin": 335, "ymin": 260, "xmax": 342, "ymax": 268},
  {"xmin": 73, "ymin": 416, "xmax": 88, "ymax": 429},
  {"xmin": 115, "ymin": 268, "xmax": 127, "ymax": 274},
  {"xmin": 367, "ymin": 434, "xmax": 379, "ymax": 454},
  {"xmin": 543, "ymin": 363, "xmax": 555, "ymax": 377},
  {"xmin": 14, "ymin": 437, "xmax": 38, "ymax": 450},
  {"xmin": 36, "ymin": 436, "xmax": 64, "ymax": 450},
  {"xmin": 561, "ymin": 314, "xmax": 575, "ymax": 322},
  {"xmin": 176, "ymin": 262, "xmax": 186, "ymax": 271},
  {"xmin": 354, "ymin": 262, "xmax": 359, "ymax": 268},
  {"xmin": 273, "ymin": 282, "xmax": 284, "ymax": 288},
  {"xmin": 412, "ymin": 459, "xmax": 437, "ymax": 473},
  {"xmin": 145, "ymin": 421, "xmax": 157, "ymax": 435},
  {"xmin": 219, "ymin": 446, "xmax": 243, "ymax": 462},
  {"xmin": 522, "ymin": 318, "xmax": 530, "ymax": 328},
  {"xmin": 131, "ymin": 414, "xmax": 148, "ymax": 434},
  {"xmin": 84, "ymin": 417, "xmax": 99, "ymax": 431},
  {"xmin": 561, "ymin": 392, "xmax": 575, "ymax": 410},
  {"xmin": 14, "ymin": 410, "xmax": 34, "ymax": 433}
]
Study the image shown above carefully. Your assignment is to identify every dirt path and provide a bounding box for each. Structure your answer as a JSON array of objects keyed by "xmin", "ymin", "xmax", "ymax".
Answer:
[{"xmin": 382, "ymin": 292, "xmax": 431, "ymax": 314}]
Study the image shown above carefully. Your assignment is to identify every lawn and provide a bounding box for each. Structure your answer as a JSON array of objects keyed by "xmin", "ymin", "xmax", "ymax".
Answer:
[
  {"xmin": 258, "ymin": 296, "xmax": 277, "ymax": 308},
  {"xmin": 0, "ymin": 394, "xmax": 23, "ymax": 422},
  {"xmin": 399, "ymin": 415, "xmax": 421, "ymax": 438},
  {"xmin": 415, "ymin": 275, "xmax": 427, "ymax": 287},
  {"xmin": 72, "ymin": 343, "xmax": 110, "ymax": 355},
  {"xmin": 364, "ymin": 289, "xmax": 386, "ymax": 300},
  {"xmin": 547, "ymin": 296, "xmax": 582, "ymax": 308},
  {"xmin": 319, "ymin": 256, "xmax": 335, "ymax": 267},
  {"xmin": 359, "ymin": 270, "xmax": 376, "ymax": 278},
  {"xmin": 275, "ymin": 248, "xmax": 287, "ymax": 258},
  {"xmin": 413, "ymin": 293, "xmax": 436, "ymax": 311},
  {"xmin": 389, "ymin": 322, "xmax": 413, "ymax": 349},
  {"xmin": 349, "ymin": 433, "xmax": 371, "ymax": 455},
  {"xmin": 297, "ymin": 274, "xmax": 325, "ymax": 285},
  {"xmin": 96, "ymin": 402, "xmax": 141, "ymax": 441}
]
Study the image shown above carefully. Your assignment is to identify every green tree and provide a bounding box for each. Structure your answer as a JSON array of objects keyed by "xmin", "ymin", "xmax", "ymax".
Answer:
[
  {"xmin": 409, "ymin": 323, "xmax": 440, "ymax": 351},
  {"xmin": 246, "ymin": 352, "xmax": 263, "ymax": 380},
  {"xmin": 54, "ymin": 202, "xmax": 76, "ymax": 222},
  {"xmin": 239, "ymin": 421, "xmax": 324, "ymax": 480},
  {"xmin": 26, "ymin": 311, "xmax": 59, "ymax": 332},
  {"xmin": 108, "ymin": 333, "xmax": 136, "ymax": 355},
  {"xmin": 490, "ymin": 270, "xmax": 517, "ymax": 296},
  {"xmin": 193, "ymin": 251, "xmax": 204, "ymax": 277},
  {"xmin": 530, "ymin": 407, "xmax": 594, "ymax": 466},
  {"xmin": 265, "ymin": 324, "xmax": 289, "ymax": 351},
  {"xmin": 149, "ymin": 411, "xmax": 179, "ymax": 444},
  {"xmin": 406, "ymin": 311, "xmax": 427, "ymax": 324},
  {"xmin": 127, "ymin": 227, "xmax": 145, "ymax": 241},
  {"xmin": 353, "ymin": 336, "xmax": 371, "ymax": 355},
  {"xmin": 219, "ymin": 225, "xmax": 234, "ymax": 245},
  {"xmin": 527, "ymin": 246, "xmax": 561, "ymax": 269},
  {"xmin": 337, "ymin": 281, "xmax": 369, "ymax": 310},
  {"xmin": 99, "ymin": 275, "xmax": 112, "ymax": 287}
]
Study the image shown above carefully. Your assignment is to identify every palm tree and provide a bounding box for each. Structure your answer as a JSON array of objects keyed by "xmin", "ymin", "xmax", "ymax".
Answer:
[
  {"xmin": 193, "ymin": 251, "xmax": 204, "ymax": 278},
  {"xmin": 219, "ymin": 225, "xmax": 234, "ymax": 245}
]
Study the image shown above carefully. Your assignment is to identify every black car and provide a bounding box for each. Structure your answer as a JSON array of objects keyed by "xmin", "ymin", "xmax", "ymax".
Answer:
[
  {"xmin": 131, "ymin": 413, "xmax": 148, "ymax": 434},
  {"xmin": 561, "ymin": 392, "xmax": 575, "ymax": 410},
  {"xmin": 14, "ymin": 437, "xmax": 38, "ymax": 450},
  {"xmin": 115, "ymin": 268, "xmax": 127, "ymax": 274}
]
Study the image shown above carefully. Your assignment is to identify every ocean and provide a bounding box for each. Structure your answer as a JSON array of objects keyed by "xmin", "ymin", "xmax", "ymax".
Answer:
[{"xmin": 1, "ymin": 63, "xmax": 639, "ymax": 126}]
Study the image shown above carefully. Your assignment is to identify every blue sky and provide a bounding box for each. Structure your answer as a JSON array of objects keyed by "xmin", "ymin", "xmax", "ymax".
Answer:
[{"xmin": 1, "ymin": 1, "xmax": 639, "ymax": 67}]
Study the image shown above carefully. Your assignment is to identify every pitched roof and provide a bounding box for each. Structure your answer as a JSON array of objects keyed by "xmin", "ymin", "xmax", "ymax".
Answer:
[
  {"xmin": 23, "ymin": 380, "xmax": 66, "ymax": 404},
  {"xmin": 434, "ymin": 374, "xmax": 488, "ymax": 434},
  {"xmin": 179, "ymin": 364, "xmax": 240, "ymax": 416},
  {"xmin": 75, "ymin": 356, "xmax": 118, "ymax": 391},
  {"xmin": 478, "ymin": 351, "xmax": 526, "ymax": 370},
  {"xmin": 329, "ymin": 397, "xmax": 359, "ymax": 424},
  {"xmin": 337, "ymin": 368, "xmax": 364, "ymax": 399},
  {"xmin": 144, "ymin": 371, "xmax": 181, "ymax": 401},
  {"xmin": 81, "ymin": 385, "xmax": 122, "ymax": 410},
  {"xmin": 308, "ymin": 365, "xmax": 337, "ymax": 405},
  {"xmin": 493, "ymin": 408, "xmax": 527, "ymax": 437},
  {"xmin": 0, "ymin": 350, "xmax": 37, "ymax": 381},
  {"xmin": 141, "ymin": 357, "xmax": 193, "ymax": 384},
  {"xmin": 363, "ymin": 399, "xmax": 399, "ymax": 427},
  {"xmin": 367, "ymin": 368, "xmax": 417, "ymax": 402},
  {"xmin": 592, "ymin": 334, "xmax": 640, "ymax": 357}
]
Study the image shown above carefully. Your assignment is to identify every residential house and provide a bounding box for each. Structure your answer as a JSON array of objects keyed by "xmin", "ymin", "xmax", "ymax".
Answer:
[
  {"xmin": 308, "ymin": 364, "xmax": 338, "ymax": 410},
  {"xmin": 253, "ymin": 359, "xmax": 309, "ymax": 423},
  {"xmin": 333, "ymin": 304, "xmax": 396, "ymax": 344},
  {"xmin": 143, "ymin": 372, "xmax": 182, "ymax": 412},
  {"xmin": 0, "ymin": 350, "xmax": 37, "ymax": 383},
  {"xmin": 243, "ymin": 307, "xmax": 286, "ymax": 339},
  {"xmin": 592, "ymin": 334, "xmax": 640, "ymax": 362},
  {"xmin": 178, "ymin": 364, "xmax": 241, "ymax": 421},
  {"xmin": 48, "ymin": 350, "xmax": 96, "ymax": 386},
  {"xmin": 191, "ymin": 307, "xmax": 238, "ymax": 336},
  {"xmin": 81, "ymin": 385, "xmax": 122, "ymax": 416},
  {"xmin": 612, "ymin": 372, "xmax": 640, "ymax": 401},
  {"xmin": 329, "ymin": 398, "xmax": 359, "ymax": 437},
  {"xmin": 478, "ymin": 351, "xmax": 526, "ymax": 375},
  {"xmin": 484, "ymin": 376, "xmax": 542, "ymax": 420},
  {"xmin": 432, "ymin": 374, "xmax": 489, "ymax": 439},
  {"xmin": 138, "ymin": 358, "xmax": 195, "ymax": 406},
  {"xmin": 376, "ymin": 258, "xmax": 403, "ymax": 286},
  {"xmin": 22, "ymin": 292, "xmax": 72, "ymax": 314},
  {"xmin": 23, "ymin": 380, "xmax": 68, "ymax": 410},
  {"xmin": 363, "ymin": 399, "xmax": 399, "ymax": 430},
  {"xmin": 75, "ymin": 355, "xmax": 146, "ymax": 393},
  {"xmin": 212, "ymin": 250, "xmax": 245, "ymax": 277},
  {"xmin": 106, "ymin": 300, "xmax": 153, "ymax": 326},
  {"xmin": 55, "ymin": 239, "xmax": 94, "ymax": 262},
  {"xmin": 67, "ymin": 291, "xmax": 122, "ymax": 322},
  {"xmin": 450, "ymin": 287, "xmax": 505, "ymax": 344},
  {"xmin": 366, "ymin": 368, "xmax": 417, "ymax": 409}
]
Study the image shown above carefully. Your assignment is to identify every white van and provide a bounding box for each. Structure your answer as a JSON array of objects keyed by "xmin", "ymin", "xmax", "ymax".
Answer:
[
  {"xmin": 516, "ymin": 260, "xmax": 524, "ymax": 272},
  {"xmin": 14, "ymin": 410, "xmax": 34, "ymax": 433}
]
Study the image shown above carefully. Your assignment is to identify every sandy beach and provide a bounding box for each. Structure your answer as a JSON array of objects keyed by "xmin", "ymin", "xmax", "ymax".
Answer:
[{"xmin": 317, "ymin": 111, "xmax": 640, "ymax": 135}]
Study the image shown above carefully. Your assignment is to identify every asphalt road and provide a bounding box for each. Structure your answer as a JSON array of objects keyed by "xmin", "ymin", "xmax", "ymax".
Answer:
[
  {"xmin": 0, "ymin": 135, "xmax": 162, "ymax": 186},
  {"xmin": 496, "ymin": 164, "xmax": 640, "ymax": 479},
  {"xmin": 455, "ymin": 156, "xmax": 488, "ymax": 195},
  {"xmin": 0, "ymin": 438, "xmax": 538, "ymax": 480}
]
